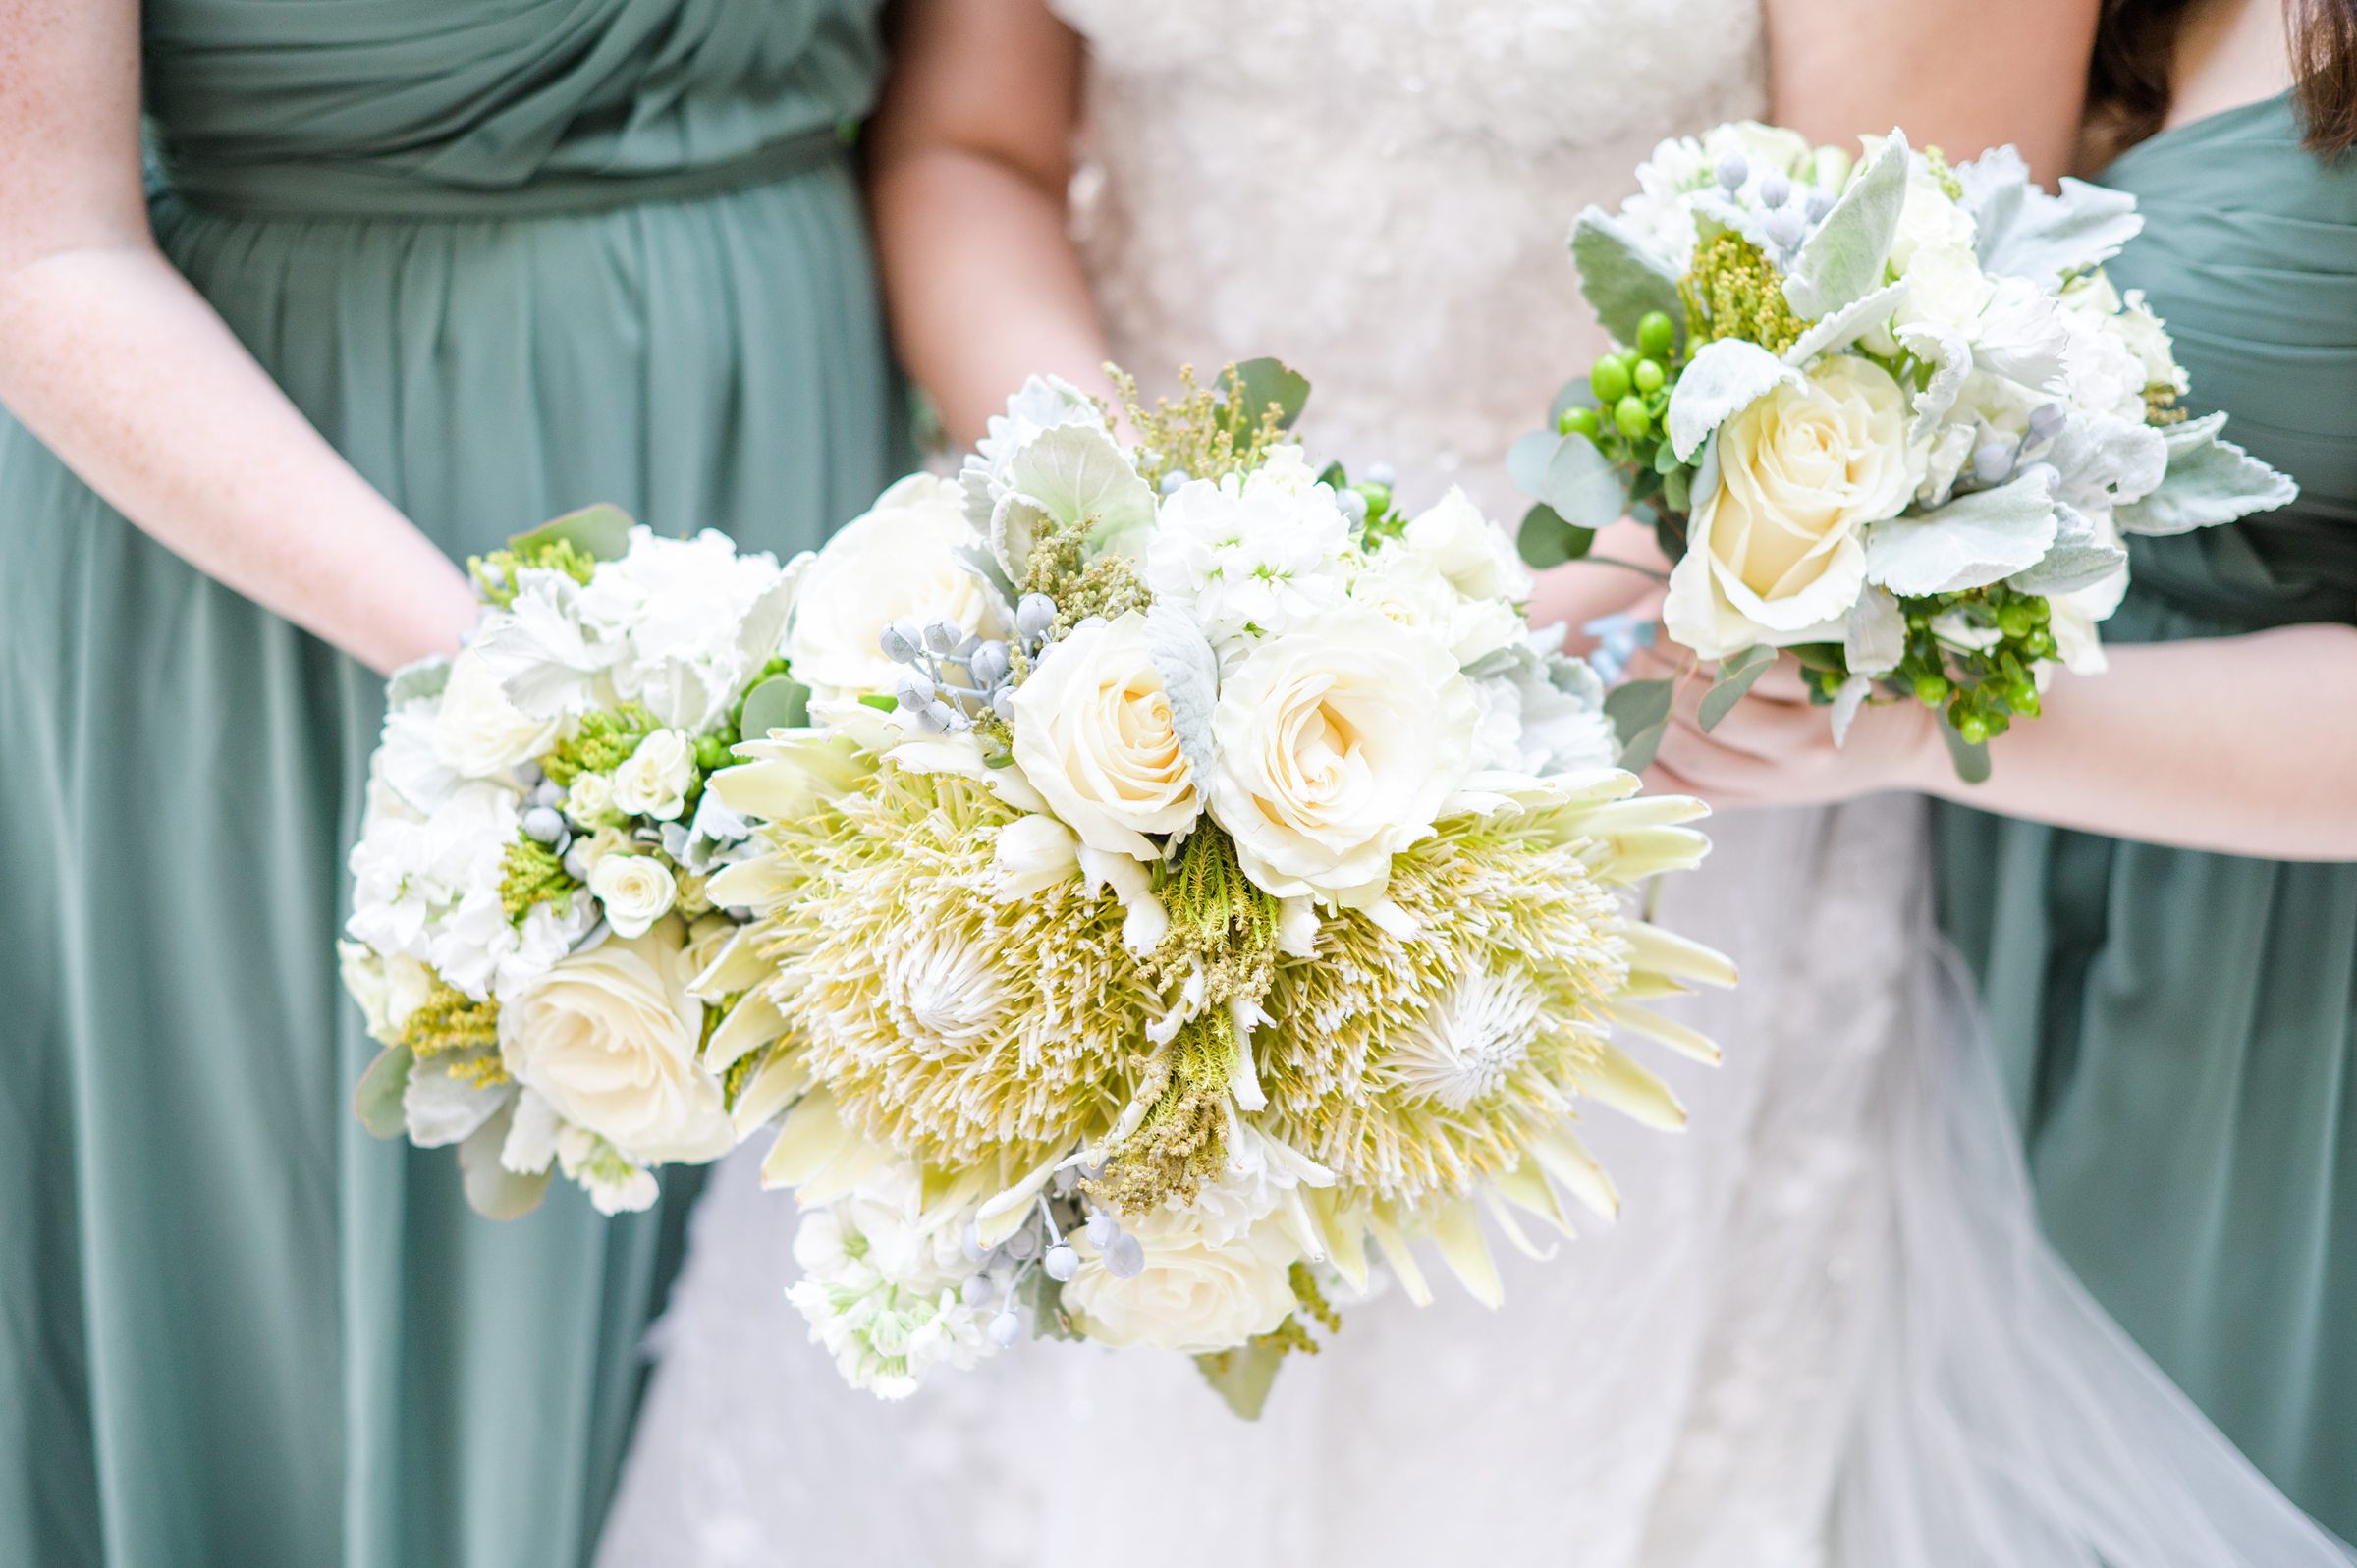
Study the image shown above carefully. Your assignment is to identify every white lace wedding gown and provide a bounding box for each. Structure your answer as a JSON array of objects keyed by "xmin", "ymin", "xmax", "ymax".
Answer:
[{"xmin": 597, "ymin": 6, "xmax": 2352, "ymax": 1565}]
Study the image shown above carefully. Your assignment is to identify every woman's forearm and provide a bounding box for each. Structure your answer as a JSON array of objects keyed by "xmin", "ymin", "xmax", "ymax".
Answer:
[
  {"xmin": 871, "ymin": 146, "xmax": 1113, "ymax": 447},
  {"xmin": 1917, "ymin": 622, "xmax": 2357, "ymax": 860},
  {"xmin": 0, "ymin": 244, "xmax": 476, "ymax": 674}
]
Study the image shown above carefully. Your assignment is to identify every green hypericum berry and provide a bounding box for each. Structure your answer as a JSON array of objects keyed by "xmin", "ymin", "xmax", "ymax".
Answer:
[
  {"xmin": 1358, "ymin": 481, "xmax": 1392, "ymax": 515},
  {"xmin": 1591, "ymin": 356, "xmax": 1633, "ymax": 405},
  {"xmin": 1998, "ymin": 604, "xmax": 2038, "ymax": 639},
  {"xmin": 1958, "ymin": 715, "xmax": 1991, "ymax": 746},
  {"xmin": 1913, "ymin": 673, "xmax": 1949, "ymax": 705},
  {"xmin": 1614, "ymin": 395, "xmax": 1651, "ymax": 437},
  {"xmin": 1636, "ymin": 310, "xmax": 1676, "ymax": 360},
  {"xmin": 695, "ymin": 734, "xmax": 731, "ymax": 772},
  {"xmin": 1633, "ymin": 357, "xmax": 1667, "ymax": 394},
  {"xmin": 1559, "ymin": 406, "xmax": 1602, "ymax": 440}
]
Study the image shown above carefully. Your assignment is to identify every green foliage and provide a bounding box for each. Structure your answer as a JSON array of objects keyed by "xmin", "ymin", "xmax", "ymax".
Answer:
[
  {"xmin": 539, "ymin": 702, "xmax": 660, "ymax": 785},
  {"xmin": 354, "ymin": 1045, "xmax": 413, "ymax": 1140},
  {"xmin": 1604, "ymin": 676, "xmax": 1677, "ymax": 771},
  {"xmin": 736, "ymin": 675, "xmax": 810, "ymax": 743},
  {"xmin": 1516, "ymin": 503, "xmax": 1595, "ymax": 569},
  {"xmin": 497, "ymin": 834, "xmax": 581, "ymax": 925},
  {"xmin": 1698, "ymin": 644, "xmax": 1775, "ymax": 731}
]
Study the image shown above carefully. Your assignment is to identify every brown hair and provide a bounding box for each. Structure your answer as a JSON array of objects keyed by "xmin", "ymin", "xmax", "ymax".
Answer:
[{"xmin": 2088, "ymin": 0, "xmax": 2357, "ymax": 159}]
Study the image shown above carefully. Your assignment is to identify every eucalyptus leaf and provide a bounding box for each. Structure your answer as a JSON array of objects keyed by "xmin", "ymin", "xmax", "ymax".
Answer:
[
  {"xmin": 1543, "ymin": 434, "xmax": 1631, "ymax": 531},
  {"xmin": 1661, "ymin": 466, "xmax": 1692, "ymax": 514},
  {"xmin": 1195, "ymin": 1341, "xmax": 1287, "ymax": 1422},
  {"xmin": 1783, "ymin": 131, "xmax": 1910, "ymax": 319},
  {"xmin": 1958, "ymin": 146, "xmax": 2144, "ymax": 283},
  {"xmin": 1863, "ymin": 469, "xmax": 2060, "ymax": 596},
  {"xmin": 1605, "ymin": 676, "xmax": 1677, "ymax": 770},
  {"xmin": 508, "ymin": 503, "xmax": 634, "ymax": 564},
  {"xmin": 354, "ymin": 1044, "xmax": 414, "ymax": 1140},
  {"xmin": 2112, "ymin": 411, "xmax": 2298, "ymax": 537},
  {"xmin": 459, "ymin": 1099, "xmax": 552, "ymax": 1221},
  {"xmin": 1939, "ymin": 714, "xmax": 1994, "ymax": 784},
  {"xmin": 1665, "ymin": 339, "xmax": 1801, "ymax": 461},
  {"xmin": 737, "ymin": 674, "xmax": 811, "ymax": 741},
  {"xmin": 1224, "ymin": 357, "xmax": 1312, "ymax": 436},
  {"xmin": 1517, "ymin": 503, "xmax": 1596, "ymax": 569},
  {"xmin": 1507, "ymin": 430, "xmax": 1562, "ymax": 502},
  {"xmin": 1698, "ymin": 645, "xmax": 1774, "ymax": 731},
  {"xmin": 1568, "ymin": 207, "xmax": 1687, "ymax": 346},
  {"xmin": 1549, "ymin": 376, "xmax": 1601, "ymax": 426}
]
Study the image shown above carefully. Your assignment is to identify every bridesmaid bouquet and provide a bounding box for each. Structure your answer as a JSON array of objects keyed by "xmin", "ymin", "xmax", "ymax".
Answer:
[
  {"xmin": 1517, "ymin": 122, "xmax": 2295, "ymax": 776},
  {"xmin": 693, "ymin": 367, "xmax": 1734, "ymax": 1412},
  {"xmin": 341, "ymin": 509, "xmax": 806, "ymax": 1216}
]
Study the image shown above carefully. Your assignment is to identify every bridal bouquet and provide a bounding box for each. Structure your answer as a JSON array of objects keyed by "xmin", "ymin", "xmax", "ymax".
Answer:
[
  {"xmin": 1516, "ymin": 122, "xmax": 2294, "ymax": 775},
  {"xmin": 693, "ymin": 366, "xmax": 1734, "ymax": 1413},
  {"xmin": 341, "ymin": 507, "xmax": 805, "ymax": 1216}
]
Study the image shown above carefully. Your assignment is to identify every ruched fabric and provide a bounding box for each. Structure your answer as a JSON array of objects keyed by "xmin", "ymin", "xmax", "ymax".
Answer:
[
  {"xmin": 1937, "ymin": 95, "xmax": 2357, "ymax": 1539},
  {"xmin": 0, "ymin": 4, "xmax": 904, "ymax": 1565}
]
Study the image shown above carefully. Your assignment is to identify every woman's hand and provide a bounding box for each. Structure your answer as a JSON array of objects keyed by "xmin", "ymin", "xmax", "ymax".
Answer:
[
  {"xmin": 1626, "ymin": 624, "xmax": 2357, "ymax": 861},
  {"xmin": 1, "ymin": 0, "xmax": 479, "ymax": 674},
  {"xmin": 1641, "ymin": 648, "xmax": 1944, "ymax": 807}
]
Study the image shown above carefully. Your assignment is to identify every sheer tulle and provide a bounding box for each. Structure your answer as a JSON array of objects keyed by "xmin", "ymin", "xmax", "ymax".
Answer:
[{"xmin": 1833, "ymin": 923, "xmax": 2354, "ymax": 1567}]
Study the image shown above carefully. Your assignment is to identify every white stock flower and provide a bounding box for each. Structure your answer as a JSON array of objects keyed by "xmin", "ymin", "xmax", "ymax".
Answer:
[
  {"xmin": 789, "ymin": 474, "xmax": 1005, "ymax": 697},
  {"xmin": 1064, "ymin": 1215, "xmax": 1301, "ymax": 1354},
  {"xmin": 430, "ymin": 647, "xmax": 562, "ymax": 779},
  {"xmin": 1621, "ymin": 121, "xmax": 1816, "ymax": 265},
  {"xmin": 497, "ymin": 926, "xmax": 736, "ymax": 1165},
  {"xmin": 786, "ymin": 1174, "xmax": 994, "ymax": 1398},
  {"xmin": 577, "ymin": 528, "xmax": 794, "ymax": 733},
  {"xmin": 1401, "ymin": 487, "xmax": 1533, "ymax": 604},
  {"xmin": 612, "ymin": 729, "xmax": 693, "ymax": 821},
  {"xmin": 429, "ymin": 890, "xmax": 592, "ymax": 1005},
  {"xmin": 588, "ymin": 852, "xmax": 677, "ymax": 939},
  {"xmin": 1007, "ymin": 612, "xmax": 1203, "ymax": 860},
  {"xmin": 346, "ymin": 783, "xmax": 518, "ymax": 960},
  {"xmin": 1146, "ymin": 452, "xmax": 1355, "ymax": 649},
  {"xmin": 1206, "ymin": 607, "xmax": 1477, "ymax": 905},
  {"xmin": 1665, "ymin": 356, "xmax": 1924, "ymax": 659},
  {"xmin": 1351, "ymin": 544, "xmax": 1526, "ymax": 667}
]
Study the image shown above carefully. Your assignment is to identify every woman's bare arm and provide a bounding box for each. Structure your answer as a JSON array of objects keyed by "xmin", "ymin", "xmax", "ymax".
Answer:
[
  {"xmin": 868, "ymin": 0, "xmax": 1110, "ymax": 447},
  {"xmin": 1762, "ymin": 0, "xmax": 2104, "ymax": 181},
  {"xmin": 0, "ymin": 0, "xmax": 477, "ymax": 675}
]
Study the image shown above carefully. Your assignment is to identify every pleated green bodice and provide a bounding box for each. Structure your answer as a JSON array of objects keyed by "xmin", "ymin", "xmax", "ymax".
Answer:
[
  {"xmin": 0, "ymin": 5, "xmax": 904, "ymax": 1565},
  {"xmin": 1938, "ymin": 95, "xmax": 2357, "ymax": 1537}
]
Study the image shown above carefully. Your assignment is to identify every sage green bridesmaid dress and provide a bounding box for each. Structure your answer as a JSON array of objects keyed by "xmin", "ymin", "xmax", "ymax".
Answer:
[
  {"xmin": 1938, "ymin": 95, "xmax": 2357, "ymax": 1539},
  {"xmin": 0, "ymin": 3, "xmax": 904, "ymax": 1564}
]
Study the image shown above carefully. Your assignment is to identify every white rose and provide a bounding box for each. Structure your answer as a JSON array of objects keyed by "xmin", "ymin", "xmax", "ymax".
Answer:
[
  {"xmin": 1064, "ymin": 1217, "xmax": 1301, "ymax": 1354},
  {"xmin": 564, "ymin": 770, "xmax": 617, "ymax": 826},
  {"xmin": 431, "ymin": 648, "xmax": 561, "ymax": 778},
  {"xmin": 1402, "ymin": 487, "xmax": 1533, "ymax": 604},
  {"xmin": 788, "ymin": 474, "xmax": 1005, "ymax": 696},
  {"xmin": 1008, "ymin": 613, "xmax": 1203, "ymax": 860},
  {"xmin": 498, "ymin": 927, "xmax": 736, "ymax": 1165},
  {"xmin": 1665, "ymin": 356, "xmax": 1923, "ymax": 659},
  {"xmin": 612, "ymin": 729, "xmax": 693, "ymax": 821},
  {"xmin": 588, "ymin": 852, "xmax": 677, "ymax": 939},
  {"xmin": 1897, "ymin": 243, "xmax": 1997, "ymax": 335},
  {"xmin": 1206, "ymin": 607, "xmax": 1477, "ymax": 905}
]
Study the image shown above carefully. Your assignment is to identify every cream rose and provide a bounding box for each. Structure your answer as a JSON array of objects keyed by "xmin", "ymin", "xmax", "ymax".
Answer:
[
  {"xmin": 1062, "ymin": 1217, "xmax": 1300, "ymax": 1354},
  {"xmin": 497, "ymin": 926, "xmax": 735, "ymax": 1165},
  {"xmin": 588, "ymin": 852, "xmax": 677, "ymax": 939},
  {"xmin": 1206, "ymin": 606, "xmax": 1477, "ymax": 905},
  {"xmin": 1007, "ymin": 613, "xmax": 1202, "ymax": 860},
  {"xmin": 564, "ymin": 770, "xmax": 617, "ymax": 826},
  {"xmin": 788, "ymin": 474, "xmax": 1005, "ymax": 696},
  {"xmin": 1665, "ymin": 356, "xmax": 1923, "ymax": 659},
  {"xmin": 431, "ymin": 647, "xmax": 561, "ymax": 778},
  {"xmin": 612, "ymin": 729, "xmax": 693, "ymax": 821}
]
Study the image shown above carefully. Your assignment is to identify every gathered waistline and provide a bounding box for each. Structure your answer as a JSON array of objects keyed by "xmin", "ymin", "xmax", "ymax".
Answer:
[{"xmin": 152, "ymin": 127, "xmax": 849, "ymax": 222}]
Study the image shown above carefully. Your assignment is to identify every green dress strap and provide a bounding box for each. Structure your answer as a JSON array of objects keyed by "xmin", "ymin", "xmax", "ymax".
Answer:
[{"xmin": 1936, "ymin": 92, "xmax": 2357, "ymax": 1539}]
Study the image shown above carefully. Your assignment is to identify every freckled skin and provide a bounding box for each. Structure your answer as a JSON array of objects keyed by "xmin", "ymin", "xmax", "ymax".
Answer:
[{"xmin": 0, "ymin": 0, "xmax": 476, "ymax": 674}]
